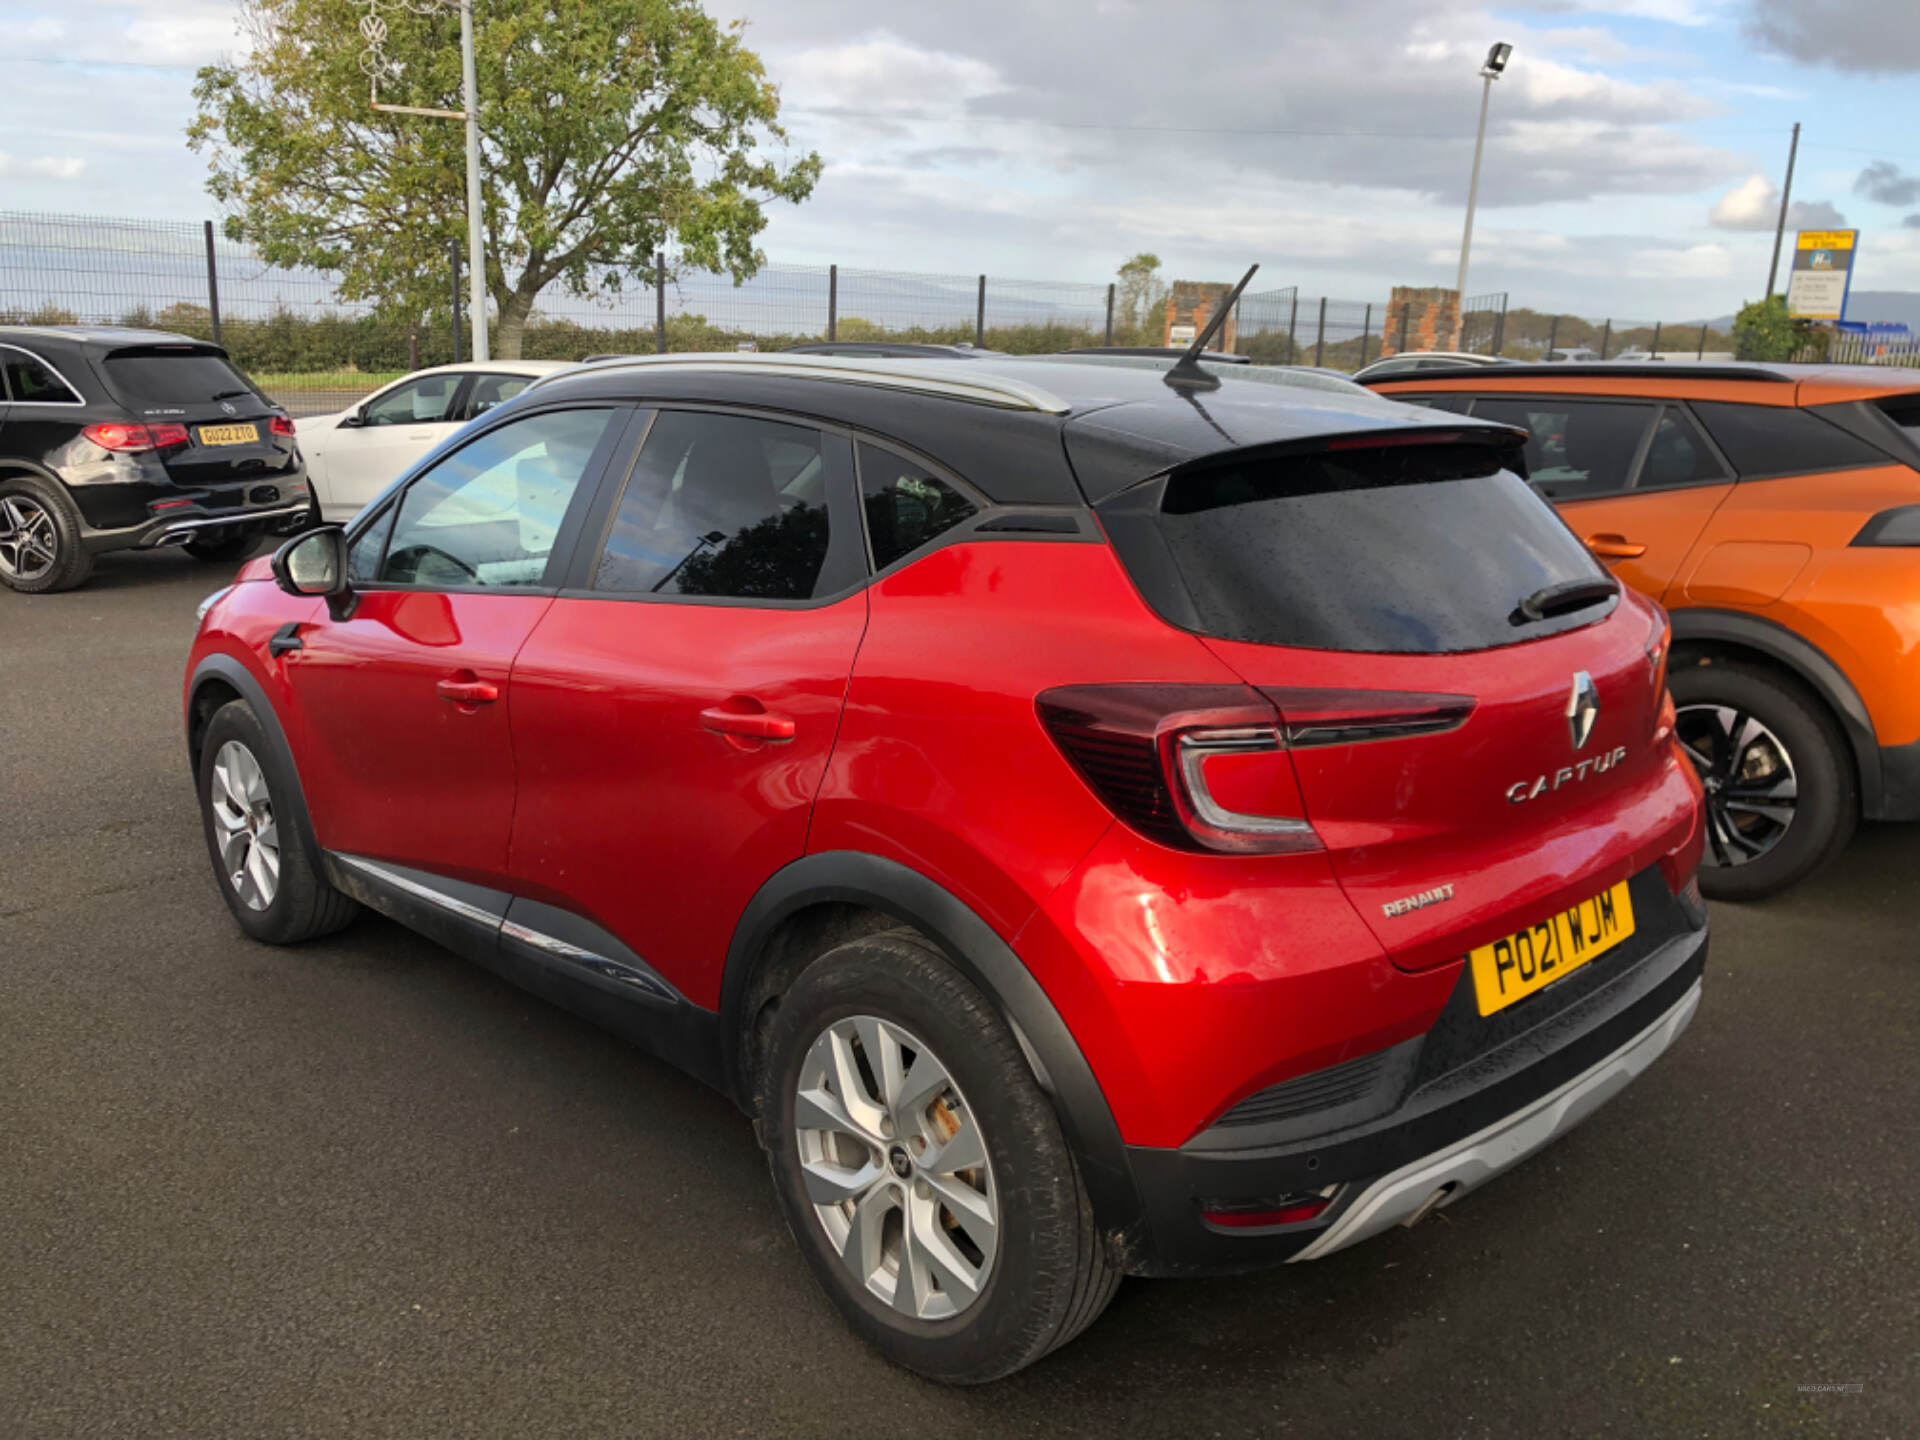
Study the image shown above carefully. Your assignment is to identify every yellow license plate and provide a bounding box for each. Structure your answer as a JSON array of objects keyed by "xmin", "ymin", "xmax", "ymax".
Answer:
[
  {"xmin": 1469, "ymin": 881, "xmax": 1634, "ymax": 1016},
  {"xmin": 198, "ymin": 423, "xmax": 258, "ymax": 446}
]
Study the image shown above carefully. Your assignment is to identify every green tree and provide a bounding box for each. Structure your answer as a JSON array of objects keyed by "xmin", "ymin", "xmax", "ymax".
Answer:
[
  {"xmin": 1732, "ymin": 295, "xmax": 1802, "ymax": 362},
  {"xmin": 190, "ymin": 0, "xmax": 820, "ymax": 357},
  {"xmin": 1115, "ymin": 253, "xmax": 1166, "ymax": 345}
]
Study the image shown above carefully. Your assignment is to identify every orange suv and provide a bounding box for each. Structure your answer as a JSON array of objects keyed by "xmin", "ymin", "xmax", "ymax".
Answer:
[{"xmin": 1369, "ymin": 362, "xmax": 1920, "ymax": 900}]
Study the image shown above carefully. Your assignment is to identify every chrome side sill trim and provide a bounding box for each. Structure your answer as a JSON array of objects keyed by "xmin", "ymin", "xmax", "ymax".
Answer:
[
  {"xmin": 1290, "ymin": 979, "xmax": 1701, "ymax": 1262},
  {"xmin": 333, "ymin": 854, "xmax": 503, "ymax": 932},
  {"xmin": 500, "ymin": 919, "xmax": 676, "ymax": 1005}
]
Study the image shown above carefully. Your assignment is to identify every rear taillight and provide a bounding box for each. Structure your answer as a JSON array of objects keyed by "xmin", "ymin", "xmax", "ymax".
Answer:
[
  {"xmin": 83, "ymin": 421, "xmax": 189, "ymax": 453},
  {"xmin": 1647, "ymin": 613, "xmax": 1675, "ymax": 743},
  {"xmin": 1262, "ymin": 687, "xmax": 1475, "ymax": 747},
  {"xmin": 1036, "ymin": 684, "xmax": 1319, "ymax": 854},
  {"xmin": 269, "ymin": 413, "xmax": 296, "ymax": 438}
]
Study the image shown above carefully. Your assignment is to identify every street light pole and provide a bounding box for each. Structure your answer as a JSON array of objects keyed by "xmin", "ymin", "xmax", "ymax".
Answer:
[
  {"xmin": 1453, "ymin": 42, "xmax": 1511, "ymax": 349},
  {"xmin": 458, "ymin": 0, "xmax": 487, "ymax": 361},
  {"xmin": 1765, "ymin": 121, "xmax": 1801, "ymax": 302}
]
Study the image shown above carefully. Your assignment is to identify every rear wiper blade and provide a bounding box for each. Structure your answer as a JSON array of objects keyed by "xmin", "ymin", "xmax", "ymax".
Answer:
[
  {"xmin": 1513, "ymin": 578, "xmax": 1617, "ymax": 625},
  {"xmin": 209, "ymin": 389, "xmax": 253, "ymax": 401}
]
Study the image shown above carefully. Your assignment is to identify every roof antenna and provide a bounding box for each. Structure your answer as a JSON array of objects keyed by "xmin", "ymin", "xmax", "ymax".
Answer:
[{"xmin": 1163, "ymin": 264, "xmax": 1258, "ymax": 390}]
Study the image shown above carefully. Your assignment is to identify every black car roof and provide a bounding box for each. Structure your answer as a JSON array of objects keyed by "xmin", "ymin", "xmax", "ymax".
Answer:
[
  {"xmin": 524, "ymin": 352, "xmax": 1516, "ymax": 505},
  {"xmin": 0, "ymin": 325, "xmax": 222, "ymax": 354}
]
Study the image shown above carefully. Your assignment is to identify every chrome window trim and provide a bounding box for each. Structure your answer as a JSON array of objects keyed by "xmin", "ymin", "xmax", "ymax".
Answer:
[{"xmin": 0, "ymin": 343, "xmax": 86, "ymax": 406}]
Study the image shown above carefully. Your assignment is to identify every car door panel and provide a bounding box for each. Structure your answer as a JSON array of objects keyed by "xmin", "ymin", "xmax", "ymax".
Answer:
[{"xmin": 313, "ymin": 374, "xmax": 472, "ymax": 520}]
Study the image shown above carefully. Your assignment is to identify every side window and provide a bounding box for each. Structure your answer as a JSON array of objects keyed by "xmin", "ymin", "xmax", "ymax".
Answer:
[
  {"xmin": 363, "ymin": 374, "xmax": 462, "ymax": 427},
  {"xmin": 1638, "ymin": 406, "xmax": 1730, "ymax": 490},
  {"xmin": 592, "ymin": 410, "xmax": 833, "ymax": 600},
  {"xmin": 466, "ymin": 373, "xmax": 531, "ymax": 418},
  {"xmin": 1471, "ymin": 398, "xmax": 1656, "ymax": 500},
  {"xmin": 378, "ymin": 407, "xmax": 614, "ymax": 588},
  {"xmin": 1391, "ymin": 392, "xmax": 1475, "ymax": 414},
  {"xmin": 348, "ymin": 504, "xmax": 395, "ymax": 584},
  {"xmin": 2, "ymin": 349, "xmax": 82, "ymax": 405},
  {"xmin": 858, "ymin": 442, "xmax": 979, "ymax": 569},
  {"xmin": 1693, "ymin": 401, "xmax": 1888, "ymax": 477}
]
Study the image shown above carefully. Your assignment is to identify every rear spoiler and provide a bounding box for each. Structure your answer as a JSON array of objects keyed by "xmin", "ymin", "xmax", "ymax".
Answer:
[{"xmin": 1163, "ymin": 422, "xmax": 1534, "ymax": 484}]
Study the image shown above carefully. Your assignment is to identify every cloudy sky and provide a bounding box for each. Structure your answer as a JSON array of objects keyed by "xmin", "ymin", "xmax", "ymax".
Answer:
[{"xmin": 6, "ymin": 0, "xmax": 1920, "ymax": 319}]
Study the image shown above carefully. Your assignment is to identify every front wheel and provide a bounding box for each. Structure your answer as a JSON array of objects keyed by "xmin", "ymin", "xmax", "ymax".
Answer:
[
  {"xmin": 758, "ymin": 930, "xmax": 1118, "ymax": 1384},
  {"xmin": 1670, "ymin": 660, "xmax": 1857, "ymax": 901},
  {"xmin": 197, "ymin": 699, "xmax": 358, "ymax": 943}
]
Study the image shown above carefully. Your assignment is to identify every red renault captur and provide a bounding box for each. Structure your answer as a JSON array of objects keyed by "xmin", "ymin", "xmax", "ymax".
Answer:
[{"xmin": 183, "ymin": 341, "xmax": 1707, "ymax": 1383}]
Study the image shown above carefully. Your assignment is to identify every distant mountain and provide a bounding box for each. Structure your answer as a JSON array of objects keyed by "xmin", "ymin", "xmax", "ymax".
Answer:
[{"xmin": 1697, "ymin": 291, "xmax": 1920, "ymax": 331}]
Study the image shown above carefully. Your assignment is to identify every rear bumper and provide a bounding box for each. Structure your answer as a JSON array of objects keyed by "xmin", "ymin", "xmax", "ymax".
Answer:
[
  {"xmin": 1114, "ymin": 896, "xmax": 1707, "ymax": 1276},
  {"xmin": 82, "ymin": 497, "xmax": 312, "ymax": 555}
]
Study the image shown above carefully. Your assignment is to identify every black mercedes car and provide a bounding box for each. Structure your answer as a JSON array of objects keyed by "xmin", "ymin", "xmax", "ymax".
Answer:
[{"xmin": 0, "ymin": 327, "xmax": 312, "ymax": 592}]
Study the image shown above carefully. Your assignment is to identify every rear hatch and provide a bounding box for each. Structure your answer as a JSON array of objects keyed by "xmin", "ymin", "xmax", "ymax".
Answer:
[
  {"xmin": 90, "ymin": 344, "xmax": 293, "ymax": 499},
  {"xmin": 1091, "ymin": 425, "xmax": 1681, "ymax": 972}
]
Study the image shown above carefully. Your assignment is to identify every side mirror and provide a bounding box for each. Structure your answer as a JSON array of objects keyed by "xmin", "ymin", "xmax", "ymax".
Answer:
[
  {"xmin": 271, "ymin": 525, "xmax": 355, "ymax": 619},
  {"xmin": 339, "ymin": 405, "xmax": 367, "ymax": 428}
]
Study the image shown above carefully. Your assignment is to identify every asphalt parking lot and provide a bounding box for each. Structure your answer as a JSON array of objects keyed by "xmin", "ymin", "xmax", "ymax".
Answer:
[{"xmin": 2, "ymin": 548, "xmax": 1915, "ymax": 1439}]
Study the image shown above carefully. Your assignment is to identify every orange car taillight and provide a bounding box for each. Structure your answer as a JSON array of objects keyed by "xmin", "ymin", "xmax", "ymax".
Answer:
[{"xmin": 1036, "ymin": 684, "xmax": 1319, "ymax": 854}]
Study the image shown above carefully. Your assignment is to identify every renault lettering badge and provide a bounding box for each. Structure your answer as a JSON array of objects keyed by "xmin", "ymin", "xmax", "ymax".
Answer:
[{"xmin": 1567, "ymin": 671, "xmax": 1600, "ymax": 751}]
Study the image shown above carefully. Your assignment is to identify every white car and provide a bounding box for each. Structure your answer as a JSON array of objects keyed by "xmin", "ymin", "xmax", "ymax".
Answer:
[{"xmin": 297, "ymin": 361, "xmax": 574, "ymax": 521}]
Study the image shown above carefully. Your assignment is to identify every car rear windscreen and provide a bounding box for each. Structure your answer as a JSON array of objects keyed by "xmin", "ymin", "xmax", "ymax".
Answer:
[
  {"xmin": 1100, "ymin": 442, "xmax": 1613, "ymax": 654},
  {"xmin": 100, "ymin": 349, "xmax": 260, "ymax": 408}
]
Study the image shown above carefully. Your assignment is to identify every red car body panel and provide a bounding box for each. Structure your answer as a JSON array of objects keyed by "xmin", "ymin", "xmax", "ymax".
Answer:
[
  {"xmin": 283, "ymin": 590, "xmax": 556, "ymax": 889},
  {"xmin": 504, "ymin": 591, "xmax": 871, "ymax": 1008}
]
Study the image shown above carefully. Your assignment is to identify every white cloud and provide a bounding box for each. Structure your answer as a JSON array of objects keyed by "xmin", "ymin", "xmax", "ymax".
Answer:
[
  {"xmin": 0, "ymin": 152, "xmax": 87, "ymax": 180},
  {"xmin": 778, "ymin": 34, "xmax": 1005, "ymax": 115},
  {"xmin": 1709, "ymin": 173, "xmax": 1846, "ymax": 230}
]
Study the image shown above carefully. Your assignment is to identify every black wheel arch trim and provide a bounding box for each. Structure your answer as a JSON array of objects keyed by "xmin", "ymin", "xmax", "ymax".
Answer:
[
  {"xmin": 721, "ymin": 849, "xmax": 1146, "ymax": 1243},
  {"xmin": 1667, "ymin": 608, "xmax": 1886, "ymax": 816},
  {"xmin": 185, "ymin": 652, "xmax": 329, "ymax": 861}
]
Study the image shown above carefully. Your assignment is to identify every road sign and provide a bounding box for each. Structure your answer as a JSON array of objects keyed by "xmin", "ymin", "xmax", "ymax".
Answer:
[{"xmin": 1786, "ymin": 229, "xmax": 1858, "ymax": 322}]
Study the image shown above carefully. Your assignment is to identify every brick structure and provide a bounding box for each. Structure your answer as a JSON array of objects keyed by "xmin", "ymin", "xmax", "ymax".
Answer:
[
  {"xmin": 1379, "ymin": 286, "xmax": 1460, "ymax": 357},
  {"xmin": 1162, "ymin": 280, "xmax": 1239, "ymax": 353}
]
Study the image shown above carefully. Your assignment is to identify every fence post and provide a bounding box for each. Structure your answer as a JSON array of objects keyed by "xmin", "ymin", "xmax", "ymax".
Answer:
[
  {"xmin": 1287, "ymin": 293, "xmax": 1299, "ymax": 364},
  {"xmin": 202, "ymin": 220, "xmax": 222, "ymax": 347},
  {"xmin": 655, "ymin": 252, "xmax": 666, "ymax": 354},
  {"xmin": 1599, "ymin": 319, "xmax": 1611, "ymax": 360},
  {"xmin": 1359, "ymin": 303, "xmax": 1371, "ymax": 368},
  {"xmin": 1492, "ymin": 295, "xmax": 1507, "ymax": 356},
  {"xmin": 1314, "ymin": 297, "xmax": 1327, "ymax": 367},
  {"xmin": 975, "ymin": 275, "xmax": 986, "ymax": 349},
  {"xmin": 1697, "ymin": 322, "xmax": 1708, "ymax": 359},
  {"xmin": 827, "ymin": 264, "xmax": 837, "ymax": 342},
  {"xmin": 1545, "ymin": 315, "xmax": 1558, "ymax": 358},
  {"xmin": 1649, "ymin": 320, "xmax": 1661, "ymax": 358},
  {"xmin": 1104, "ymin": 283, "xmax": 1115, "ymax": 345},
  {"xmin": 449, "ymin": 238, "xmax": 462, "ymax": 363}
]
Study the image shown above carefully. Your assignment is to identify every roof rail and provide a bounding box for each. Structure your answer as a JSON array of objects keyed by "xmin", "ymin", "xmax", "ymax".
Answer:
[
  {"xmin": 1364, "ymin": 361, "xmax": 1792, "ymax": 385},
  {"xmin": 526, "ymin": 351, "xmax": 1073, "ymax": 413}
]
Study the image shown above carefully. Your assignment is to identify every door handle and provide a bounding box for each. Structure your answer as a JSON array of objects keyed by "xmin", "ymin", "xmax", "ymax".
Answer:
[
  {"xmin": 1586, "ymin": 533, "xmax": 1648, "ymax": 559},
  {"xmin": 699, "ymin": 703, "xmax": 796, "ymax": 743},
  {"xmin": 437, "ymin": 676, "xmax": 499, "ymax": 705}
]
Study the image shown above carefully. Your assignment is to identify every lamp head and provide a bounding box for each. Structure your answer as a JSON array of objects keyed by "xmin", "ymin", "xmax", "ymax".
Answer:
[{"xmin": 1482, "ymin": 41, "xmax": 1513, "ymax": 78}]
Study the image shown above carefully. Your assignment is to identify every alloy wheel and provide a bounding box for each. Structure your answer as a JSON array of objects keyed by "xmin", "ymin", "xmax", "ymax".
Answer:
[
  {"xmin": 209, "ymin": 740, "xmax": 281, "ymax": 910},
  {"xmin": 0, "ymin": 495, "xmax": 58, "ymax": 584},
  {"xmin": 1675, "ymin": 703, "xmax": 1798, "ymax": 868},
  {"xmin": 793, "ymin": 1015, "xmax": 999, "ymax": 1322}
]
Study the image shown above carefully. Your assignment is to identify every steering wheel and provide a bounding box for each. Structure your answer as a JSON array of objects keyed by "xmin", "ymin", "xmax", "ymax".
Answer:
[{"xmin": 385, "ymin": 543, "xmax": 480, "ymax": 586}]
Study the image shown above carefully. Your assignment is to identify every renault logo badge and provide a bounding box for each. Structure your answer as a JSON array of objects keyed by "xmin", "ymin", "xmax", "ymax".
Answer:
[{"xmin": 1567, "ymin": 671, "xmax": 1600, "ymax": 751}]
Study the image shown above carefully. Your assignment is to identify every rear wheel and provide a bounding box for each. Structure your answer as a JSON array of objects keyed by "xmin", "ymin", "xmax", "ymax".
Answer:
[
  {"xmin": 197, "ymin": 699, "xmax": 357, "ymax": 943},
  {"xmin": 1670, "ymin": 660, "xmax": 1856, "ymax": 901},
  {"xmin": 183, "ymin": 526, "xmax": 263, "ymax": 562},
  {"xmin": 0, "ymin": 477, "xmax": 93, "ymax": 593},
  {"xmin": 758, "ymin": 930, "xmax": 1118, "ymax": 1384}
]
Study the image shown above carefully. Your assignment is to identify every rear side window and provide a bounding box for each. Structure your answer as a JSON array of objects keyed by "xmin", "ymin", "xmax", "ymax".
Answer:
[
  {"xmin": 1638, "ymin": 406, "xmax": 1729, "ymax": 489},
  {"xmin": 592, "ymin": 410, "xmax": 836, "ymax": 601},
  {"xmin": 1470, "ymin": 399, "xmax": 1656, "ymax": 499},
  {"xmin": 1693, "ymin": 401, "xmax": 1888, "ymax": 477},
  {"xmin": 1107, "ymin": 443, "xmax": 1609, "ymax": 654},
  {"xmin": 858, "ymin": 442, "xmax": 978, "ymax": 569},
  {"xmin": 1876, "ymin": 396, "xmax": 1920, "ymax": 443},
  {"xmin": 2, "ymin": 348, "xmax": 82, "ymax": 404},
  {"xmin": 100, "ymin": 349, "xmax": 253, "ymax": 408},
  {"xmin": 466, "ymin": 373, "xmax": 530, "ymax": 417},
  {"xmin": 1393, "ymin": 392, "xmax": 1474, "ymax": 414}
]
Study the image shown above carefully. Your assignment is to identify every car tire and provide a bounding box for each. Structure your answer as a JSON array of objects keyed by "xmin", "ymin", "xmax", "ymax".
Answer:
[
  {"xmin": 197, "ymin": 699, "xmax": 358, "ymax": 943},
  {"xmin": 183, "ymin": 526, "xmax": 263, "ymax": 562},
  {"xmin": 1670, "ymin": 660, "xmax": 1857, "ymax": 901},
  {"xmin": 757, "ymin": 928, "xmax": 1119, "ymax": 1384},
  {"xmin": 0, "ymin": 474, "xmax": 94, "ymax": 593}
]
